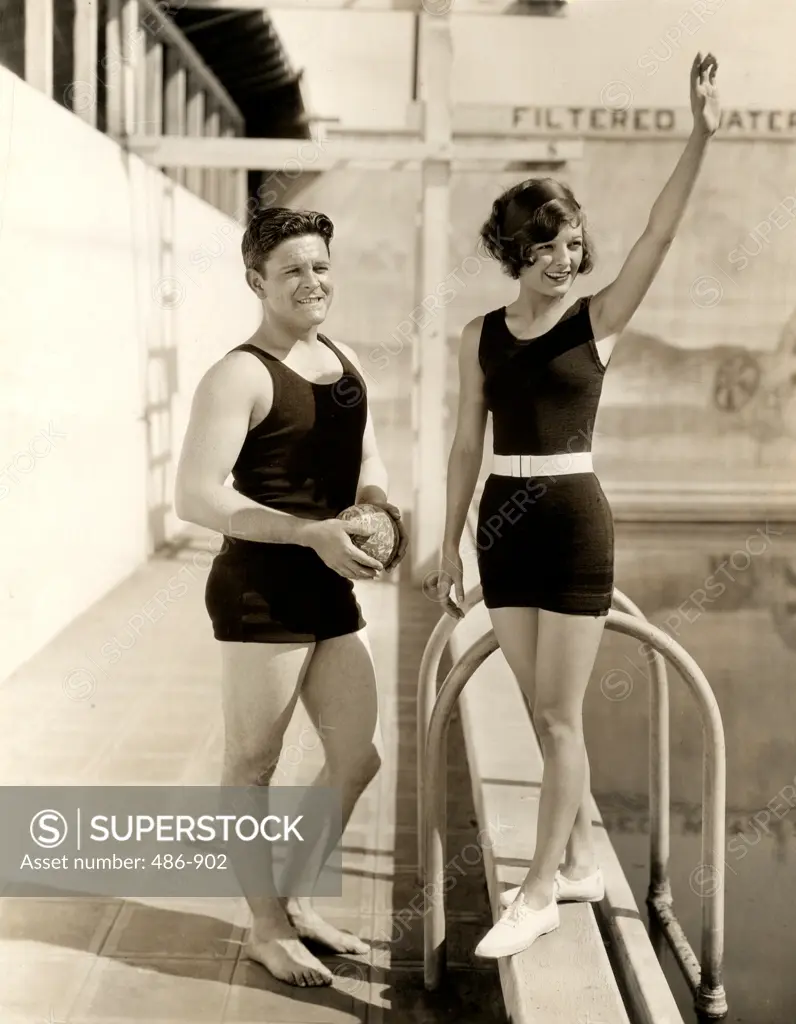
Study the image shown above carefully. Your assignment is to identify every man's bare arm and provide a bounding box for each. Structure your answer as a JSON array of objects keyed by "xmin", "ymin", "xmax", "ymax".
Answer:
[
  {"xmin": 174, "ymin": 353, "xmax": 315, "ymax": 545},
  {"xmin": 174, "ymin": 352, "xmax": 382, "ymax": 574}
]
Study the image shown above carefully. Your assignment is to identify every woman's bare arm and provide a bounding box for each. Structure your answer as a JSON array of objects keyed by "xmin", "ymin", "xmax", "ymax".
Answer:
[
  {"xmin": 590, "ymin": 52, "xmax": 720, "ymax": 349},
  {"xmin": 442, "ymin": 317, "xmax": 489, "ymax": 555}
]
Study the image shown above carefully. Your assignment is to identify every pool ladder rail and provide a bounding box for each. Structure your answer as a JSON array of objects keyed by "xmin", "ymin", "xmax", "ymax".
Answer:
[{"xmin": 416, "ymin": 583, "xmax": 728, "ymax": 1020}]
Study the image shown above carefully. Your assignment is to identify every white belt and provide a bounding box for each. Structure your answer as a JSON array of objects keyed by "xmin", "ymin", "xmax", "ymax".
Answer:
[{"xmin": 492, "ymin": 451, "xmax": 593, "ymax": 477}]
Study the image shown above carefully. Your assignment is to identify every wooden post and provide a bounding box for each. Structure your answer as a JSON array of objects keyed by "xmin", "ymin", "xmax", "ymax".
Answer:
[
  {"xmin": 25, "ymin": 0, "xmax": 54, "ymax": 96},
  {"xmin": 204, "ymin": 98, "xmax": 221, "ymax": 206},
  {"xmin": 222, "ymin": 118, "xmax": 248, "ymax": 223},
  {"xmin": 145, "ymin": 38, "xmax": 164, "ymax": 137},
  {"xmin": 185, "ymin": 72, "xmax": 206, "ymax": 195},
  {"xmin": 411, "ymin": 12, "xmax": 452, "ymax": 583},
  {"xmin": 73, "ymin": 0, "xmax": 99, "ymax": 126},
  {"xmin": 235, "ymin": 165, "xmax": 250, "ymax": 224},
  {"xmin": 232, "ymin": 169, "xmax": 247, "ymax": 224},
  {"xmin": 120, "ymin": 0, "xmax": 142, "ymax": 137},
  {"xmin": 164, "ymin": 47, "xmax": 187, "ymax": 185},
  {"xmin": 126, "ymin": 0, "xmax": 148, "ymax": 135},
  {"xmin": 218, "ymin": 112, "xmax": 231, "ymax": 214},
  {"xmin": 106, "ymin": 0, "xmax": 123, "ymax": 136}
]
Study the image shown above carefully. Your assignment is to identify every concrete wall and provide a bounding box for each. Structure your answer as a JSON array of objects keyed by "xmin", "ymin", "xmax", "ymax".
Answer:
[
  {"xmin": 279, "ymin": 144, "xmax": 796, "ymax": 518},
  {"xmin": 0, "ymin": 68, "xmax": 260, "ymax": 684},
  {"xmin": 273, "ymin": 0, "xmax": 796, "ymax": 514}
]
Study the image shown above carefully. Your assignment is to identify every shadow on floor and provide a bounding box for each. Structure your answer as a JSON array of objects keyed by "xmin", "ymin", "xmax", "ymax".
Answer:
[{"xmin": 0, "ymin": 524, "xmax": 507, "ymax": 1022}]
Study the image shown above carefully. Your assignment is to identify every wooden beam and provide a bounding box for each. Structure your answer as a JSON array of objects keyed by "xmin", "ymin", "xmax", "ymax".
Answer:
[
  {"xmin": 25, "ymin": 0, "xmax": 54, "ymax": 96},
  {"xmin": 73, "ymin": 0, "xmax": 99, "ymax": 126},
  {"xmin": 371, "ymin": 101, "xmax": 796, "ymax": 143},
  {"xmin": 125, "ymin": 135, "xmax": 583, "ymax": 168},
  {"xmin": 456, "ymin": 102, "xmax": 796, "ymax": 140},
  {"xmin": 412, "ymin": 11, "xmax": 452, "ymax": 583},
  {"xmin": 175, "ymin": 0, "xmax": 565, "ymax": 13}
]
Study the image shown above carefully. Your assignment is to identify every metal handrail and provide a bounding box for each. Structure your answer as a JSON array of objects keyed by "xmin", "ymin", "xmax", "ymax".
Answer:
[
  {"xmin": 416, "ymin": 583, "xmax": 483, "ymax": 879},
  {"xmin": 610, "ymin": 591, "xmax": 671, "ymax": 907},
  {"xmin": 419, "ymin": 607, "xmax": 727, "ymax": 1019}
]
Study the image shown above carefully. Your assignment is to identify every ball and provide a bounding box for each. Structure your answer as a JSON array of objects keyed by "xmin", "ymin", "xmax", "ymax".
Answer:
[{"xmin": 337, "ymin": 503, "xmax": 400, "ymax": 568}]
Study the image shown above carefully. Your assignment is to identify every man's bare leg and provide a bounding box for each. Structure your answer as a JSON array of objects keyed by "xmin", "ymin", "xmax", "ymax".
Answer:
[
  {"xmin": 283, "ymin": 628, "xmax": 382, "ymax": 954},
  {"xmin": 219, "ymin": 640, "xmax": 333, "ymax": 987}
]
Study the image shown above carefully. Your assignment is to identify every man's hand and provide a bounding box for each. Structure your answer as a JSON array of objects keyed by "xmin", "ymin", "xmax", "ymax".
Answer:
[
  {"xmin": 368, "ymin": 501, "xmax": 409, "ymax": 574},
  {"xmin": 302, "ymin": 519, "xmax": 383, "ymax": 580}
]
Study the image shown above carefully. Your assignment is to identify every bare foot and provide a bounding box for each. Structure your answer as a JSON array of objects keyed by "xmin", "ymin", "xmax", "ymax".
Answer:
[
  {"xmin": 286, "ymin": 901, "xmax": 369, "ymax": 955},
  {"xmin": 244, "ymin": 936, "xmax": 332, "ymax": 987}
]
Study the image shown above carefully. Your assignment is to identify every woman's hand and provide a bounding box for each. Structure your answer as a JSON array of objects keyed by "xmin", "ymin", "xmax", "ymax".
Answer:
[
  {"xmin": 690, "ymin": 51, "xmax": 720, "ymax": 137},
  {"xmin": 425, "ymin": 548, "xmax": 465, "ymax": 620}
]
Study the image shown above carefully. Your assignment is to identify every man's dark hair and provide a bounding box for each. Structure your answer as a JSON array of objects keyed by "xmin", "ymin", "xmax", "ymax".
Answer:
[{"xmin": 242, "ymin": 207, "xmax": 334, "ymax": 273}]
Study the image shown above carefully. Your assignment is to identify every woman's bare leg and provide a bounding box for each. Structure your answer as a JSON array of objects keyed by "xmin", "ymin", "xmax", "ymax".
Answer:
[
  {"xmin": 513, "ymin": 610, "xmax": 606, "ymax": 910},
  {"xmin": 488, "ymin": 607, "xmax": 598, "ymax": 879}
]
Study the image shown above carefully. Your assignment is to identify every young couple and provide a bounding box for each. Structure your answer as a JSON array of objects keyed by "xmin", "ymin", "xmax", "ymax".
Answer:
[{"xmin": 175, "ymin": 53, "xmax": 719, "ymax": 983}]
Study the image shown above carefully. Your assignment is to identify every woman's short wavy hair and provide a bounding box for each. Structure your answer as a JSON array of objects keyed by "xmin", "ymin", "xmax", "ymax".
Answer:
[
  {"xmin": 479, "ymin": 178, "xmax": 595, "ymax": 280},
  {"xmin": 242, "ymin": 207, "xmax": 334, "ymax": 274}
]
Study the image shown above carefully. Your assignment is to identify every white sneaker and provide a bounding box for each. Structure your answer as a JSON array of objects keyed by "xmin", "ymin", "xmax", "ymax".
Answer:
[
  {"xmin": 499, "ymin": 868, "xmax": 604, "ymax": 909},
  {"xmin": 474, "ymin": 896, "xmax": 559, "ymax": 959}
]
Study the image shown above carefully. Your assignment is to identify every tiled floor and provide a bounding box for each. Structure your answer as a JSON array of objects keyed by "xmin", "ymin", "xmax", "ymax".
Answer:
[{"xmin": 0, "ymin": 532, "xmax": 505, "ymax": 1023}]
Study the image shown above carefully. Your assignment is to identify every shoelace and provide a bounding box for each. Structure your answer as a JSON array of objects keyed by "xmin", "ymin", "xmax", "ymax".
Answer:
[
  {"xmin": 500, "ymin": 903, "xmax": 525, "ymax": 929},
  {"xmin": 502, "ymin": 895, "xmax": 549, "ymax": 927}
]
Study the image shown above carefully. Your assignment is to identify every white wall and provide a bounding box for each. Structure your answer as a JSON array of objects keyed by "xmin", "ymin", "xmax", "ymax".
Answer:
[
  {"xmin": 0, "ymin": 68, "xmax": 259, "ymax": 684},
  {"xmin": 451, "ymin": 0, "xmax": 792, "ymax": 109},
  {"xmin": 272, "ymin": 0, "xmax": 796, "ymax": 127},
  {"xmin": 270, "ymin": 10, "xmax": 416, "ymax": 129}
]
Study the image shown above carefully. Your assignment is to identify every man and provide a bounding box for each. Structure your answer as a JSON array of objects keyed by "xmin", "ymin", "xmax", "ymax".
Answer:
[{"xmin": 175, "ymin": 207, "xmax": 407, "ymax": 987}]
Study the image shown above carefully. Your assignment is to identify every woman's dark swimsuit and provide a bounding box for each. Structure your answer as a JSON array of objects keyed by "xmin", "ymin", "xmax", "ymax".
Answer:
[{"xmin": 476, "ymin": 295, "xmax": 614, "ymax": 616}]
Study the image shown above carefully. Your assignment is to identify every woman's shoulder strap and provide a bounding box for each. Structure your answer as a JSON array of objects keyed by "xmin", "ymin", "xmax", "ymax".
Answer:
[{"xmin": 476, "ymin": 308, "xmax": 508, "ymax": 369}]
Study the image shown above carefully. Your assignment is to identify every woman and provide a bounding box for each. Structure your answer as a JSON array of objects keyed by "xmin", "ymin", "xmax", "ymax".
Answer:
[{"xmin": 430, "ymin": 52, "xmax": 720, "ymax": 959}]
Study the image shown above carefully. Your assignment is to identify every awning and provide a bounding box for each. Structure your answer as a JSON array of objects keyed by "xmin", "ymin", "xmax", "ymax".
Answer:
[{"xmin": 166, "ymin": 6, "xmax": 310, "ymax": 140}]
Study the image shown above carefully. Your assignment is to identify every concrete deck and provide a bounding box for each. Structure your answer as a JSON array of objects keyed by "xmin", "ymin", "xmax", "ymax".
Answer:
[{"xmin": 0, "ymin": 532, "xmax": 505, "ymax": 1024}]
